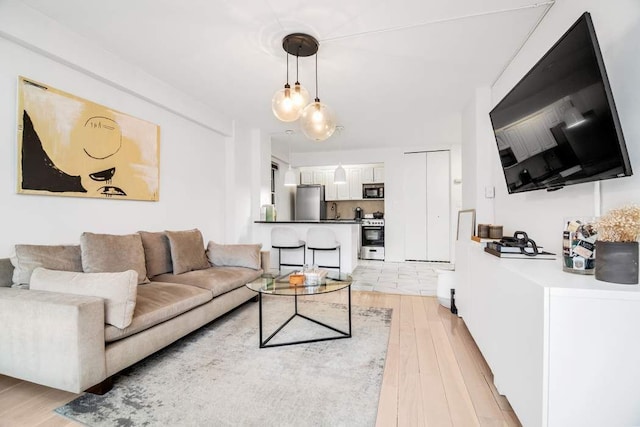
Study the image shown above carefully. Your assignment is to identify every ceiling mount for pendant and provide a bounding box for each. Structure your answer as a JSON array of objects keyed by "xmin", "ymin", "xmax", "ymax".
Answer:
[{"xmin": 282, "ymin": 33, "xmax": 318, "ymax": 57}]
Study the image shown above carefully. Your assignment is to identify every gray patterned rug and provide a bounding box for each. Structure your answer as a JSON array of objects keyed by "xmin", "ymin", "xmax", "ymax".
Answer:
[{"xmin": 56, "ymin": 296, "xmax": 392, "ymax": 426}]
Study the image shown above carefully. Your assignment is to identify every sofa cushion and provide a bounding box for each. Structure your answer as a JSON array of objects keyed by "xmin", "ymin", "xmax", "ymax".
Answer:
[
  {"xmin": 10, "ymin": 244, "xmax": 83, "ymax": 288},
  {"xmin": 104, "ymin": 281, "xmax": 212, "ymax": 342},
  {"xmin": 206, "ymin": 242, "xmax": 262, "ymax": 270},
  {"xmin": 165, "ymin": 229, "xmax": 210, "ymax": 274},
  {"xmin": 139, "ymin": 231, "xmax": 173, "ymax": 277},
  {"xmin": 80, "ymin": 232, "xmax": 150, "ymax": 284},
  {"xmin": 153, "ymin": 266, "xmax": 262, "ymax": 298},
  {"xmin": 30, "ymin": 268, "xmax": 138, "ymax": 329}
]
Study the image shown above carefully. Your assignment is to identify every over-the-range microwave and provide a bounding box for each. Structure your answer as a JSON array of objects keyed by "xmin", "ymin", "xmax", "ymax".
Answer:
[{"xmin": 363, "ymin": 183, "xmax": 384, "ymax": 199}]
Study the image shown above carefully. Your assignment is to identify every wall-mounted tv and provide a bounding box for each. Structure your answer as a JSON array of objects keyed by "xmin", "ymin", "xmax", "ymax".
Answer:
[{"xmin": 489, "ymin": 12, "xmax": 632, "ymax": 194}]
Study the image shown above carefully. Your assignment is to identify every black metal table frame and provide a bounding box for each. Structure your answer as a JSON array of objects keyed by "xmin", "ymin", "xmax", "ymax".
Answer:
[{"xmin": 258, "ymin": 285, "xmax": 351, "ymax": 348}]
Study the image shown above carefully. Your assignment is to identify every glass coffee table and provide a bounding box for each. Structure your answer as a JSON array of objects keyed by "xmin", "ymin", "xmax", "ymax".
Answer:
[{"xmin": 245, "ymin": 270, "xmax": 352, "ymax": 348}]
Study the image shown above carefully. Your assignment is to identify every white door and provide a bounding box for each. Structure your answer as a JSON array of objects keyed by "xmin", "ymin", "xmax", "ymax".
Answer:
[
  {"xmin": 404, "ymin": 152, "xmax": 428, "ymax": 260},
  {"xmin": 426, "ymin": 150, "xmax": 450, "ymax": 261},
  {"xmin": 403, "ymin": 151, "xmax": 450, "ymax": 262}
]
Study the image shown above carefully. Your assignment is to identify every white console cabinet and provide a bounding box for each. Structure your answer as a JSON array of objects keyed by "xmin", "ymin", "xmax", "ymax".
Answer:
[{"xmin": 455, "ymin": 240, "xmax": 640, "ymax": 427}]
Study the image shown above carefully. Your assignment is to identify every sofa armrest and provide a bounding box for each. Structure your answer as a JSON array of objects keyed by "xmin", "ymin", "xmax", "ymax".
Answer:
[
  {"xmin": 0, "ymin": 288, "xmax": 107, "ymax": 393},
  {"xmin": 260, "ymin": 250, "xmax": 270, "ymax": 271}
]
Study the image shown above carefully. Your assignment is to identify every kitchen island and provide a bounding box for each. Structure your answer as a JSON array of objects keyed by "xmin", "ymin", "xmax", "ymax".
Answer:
[{"xmin": 254, "ymin": 220, "xmax": 360, "ymax": 273}]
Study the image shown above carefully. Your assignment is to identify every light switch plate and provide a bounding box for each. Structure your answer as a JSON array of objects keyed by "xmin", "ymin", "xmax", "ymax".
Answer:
[{"xmin": 485, "ymin": 186, "xmax": 495, "ymax": 198}]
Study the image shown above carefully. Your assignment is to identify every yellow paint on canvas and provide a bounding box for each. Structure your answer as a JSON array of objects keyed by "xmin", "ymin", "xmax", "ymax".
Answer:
[{"xmin": 17, "ymin": 77, "xmax": 160, "ymax": 201}]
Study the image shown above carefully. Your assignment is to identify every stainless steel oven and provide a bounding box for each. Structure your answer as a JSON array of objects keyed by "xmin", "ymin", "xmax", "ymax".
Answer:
[{"xmin": 361, "ymin": 219, "xmax": 385, "ymax": 260}]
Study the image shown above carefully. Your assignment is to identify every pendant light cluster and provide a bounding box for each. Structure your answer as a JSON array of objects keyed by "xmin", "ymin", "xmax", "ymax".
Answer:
[{"xmin": 272, "ymin": 33, "xmax": 336, "ymax": 142}]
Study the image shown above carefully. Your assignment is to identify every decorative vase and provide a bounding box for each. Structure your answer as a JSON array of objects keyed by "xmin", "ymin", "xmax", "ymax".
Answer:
[{"xmin": 595, "ymin": 241, "xmax": 639, "ymax": 284}]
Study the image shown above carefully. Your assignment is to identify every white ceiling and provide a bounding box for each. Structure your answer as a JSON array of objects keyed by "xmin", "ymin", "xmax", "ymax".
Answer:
[{"xmin": 22, "ymin": 0, "xmax": 553, "ymax": 154}]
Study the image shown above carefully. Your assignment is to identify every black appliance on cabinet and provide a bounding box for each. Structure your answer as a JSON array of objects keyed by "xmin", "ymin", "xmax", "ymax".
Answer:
[
  {"xmin": 361, "ymin": 219, "xmax": 385, "ymax": 260},
  {"xmin": 363, "ymin": 183, "xmax": 384, "ymax": 199}
]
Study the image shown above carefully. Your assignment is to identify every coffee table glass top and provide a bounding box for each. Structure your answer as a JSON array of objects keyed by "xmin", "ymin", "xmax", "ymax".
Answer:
[{"xmin": 246, "ymin": 269, "xmax": 352, "ymax": 296}]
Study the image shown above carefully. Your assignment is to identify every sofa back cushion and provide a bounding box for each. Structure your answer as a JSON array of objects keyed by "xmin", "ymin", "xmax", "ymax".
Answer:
[
  {"xmin": 165, "ymin": 229, "xmax": 210, "ymax": 274},
  {"xmin": 30, "ymin": 267, "xmax": 138, "ymax": 329},
  {"xmin": 80, "ymin": 232, "xmax": 149, "ymax": 284},
  {"xmin": 206, "ymin": 242, "xmax": 262, "ymax": 270},
  {"xmin": 138, "ymin": 231, "xmax": 173, "ymax": 277},
  {"xmin": 10, "ymin": 244, "xmax": 83, "ymax": 288}
]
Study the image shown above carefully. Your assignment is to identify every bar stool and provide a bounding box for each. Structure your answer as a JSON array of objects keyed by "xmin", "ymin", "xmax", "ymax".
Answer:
[
  {"xmin": 271, "ymin": 227, "xmax": 306, "ymax": 270},
  {"xmin": 306, "ymin": 227, "xmax": 341, "ymax": 273}
]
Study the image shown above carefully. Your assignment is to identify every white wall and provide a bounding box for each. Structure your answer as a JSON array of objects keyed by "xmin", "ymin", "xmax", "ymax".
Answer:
[
  {"xmin": 0, "ymin": 5, "xmax": 238, "ymax": 257},
  {"xmin": 483, "ymin": 0, "xmax": 640, "ymax": 254},
  {"xmin": 461, "ymin": 87, "xmax": 496, "ymax": 226}
]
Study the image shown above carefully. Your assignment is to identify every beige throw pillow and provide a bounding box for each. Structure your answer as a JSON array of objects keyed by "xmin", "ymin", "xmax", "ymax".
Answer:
[
  {"xmin": 80, "ymin": 232, "xmax": 150, "ymax": 284},
  {"xmin": 165, "ymin": 229, "xmax": 210, "ymax": 274},
  {"xmin": 30, "ymin": 267, "xmax": 138, "ymax": 329},
  {"xmin": 138, "ymin": 231, "xmax": 173, "ymax": 277},
  {"xmin": 206, "ymin": 242, "xmax": 262, "ymax": 270},
  {"xmin": 10, "ymin": 244, "xmax": 83, "ymax": 288}
]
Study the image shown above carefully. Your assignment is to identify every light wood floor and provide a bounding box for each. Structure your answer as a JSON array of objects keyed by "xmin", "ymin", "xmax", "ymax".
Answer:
[{"xmin": 0, "ymin": 292, "xmax": 520, "ymax": 426}]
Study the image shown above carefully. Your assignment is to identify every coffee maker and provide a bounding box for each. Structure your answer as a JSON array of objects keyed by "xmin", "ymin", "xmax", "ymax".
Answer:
[{"xmin": 354, "ymin": 207, "xmax": 363, "ymax": 220}]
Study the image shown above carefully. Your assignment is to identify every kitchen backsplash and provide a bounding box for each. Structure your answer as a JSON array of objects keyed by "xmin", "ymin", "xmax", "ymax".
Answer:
[{"xmin": 325, "ymin": 200, "xmax": 384, "ymax": 220}]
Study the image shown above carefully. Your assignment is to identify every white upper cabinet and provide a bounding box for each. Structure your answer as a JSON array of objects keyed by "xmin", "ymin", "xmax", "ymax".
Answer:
[
  {"xmin": 349, "ymin": 168, "xmax": 362, "ymax": 200},
  {"xmin": 298, "ymin": 164, "xmax": 384, "ymax": 200},
  {"xmin": 300, "ymin": 170, "xmax": 313, "ymax": 185},
  {"xmin": 373, "ymin": 167, "xmax": 384, "ymax": 183}
]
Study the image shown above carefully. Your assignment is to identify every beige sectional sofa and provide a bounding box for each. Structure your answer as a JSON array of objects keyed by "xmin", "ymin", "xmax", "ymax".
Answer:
[{"xmin": 0, "ymin": 229, "xmax": 268, "ymax": 394}]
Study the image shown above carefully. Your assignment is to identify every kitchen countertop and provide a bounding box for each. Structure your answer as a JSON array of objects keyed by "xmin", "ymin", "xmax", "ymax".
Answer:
[{"xmin": 254, "ymin": 220, "xmax": 361, "ymax": 224}]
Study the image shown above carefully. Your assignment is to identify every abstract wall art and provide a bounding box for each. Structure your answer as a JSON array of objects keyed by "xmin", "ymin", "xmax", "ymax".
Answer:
[{"xmin": 17, "ymin": 77, "xmax": 160, "ymax": 201}]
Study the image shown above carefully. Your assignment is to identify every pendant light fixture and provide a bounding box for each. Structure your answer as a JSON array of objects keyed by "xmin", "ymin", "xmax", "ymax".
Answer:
[
  {"xmin": 333, "ymin": 126, "xmax": 346, "ymax": 184},
  {"xmin": 300, "ymin": 52, "xmax": 337, "ymax": 142},
  {"xmin": 272, "ymin": 34, "xmax": 317, "ymax": 123},
  {"xmin": 283, "ymin": 130, "xmax": 297, "ymax": 186}
]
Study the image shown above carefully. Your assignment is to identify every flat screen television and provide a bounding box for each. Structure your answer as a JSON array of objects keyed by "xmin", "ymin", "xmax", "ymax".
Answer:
[{"xmin": 489, "ymin": 12, "xmax": 631, "ymax": 194}]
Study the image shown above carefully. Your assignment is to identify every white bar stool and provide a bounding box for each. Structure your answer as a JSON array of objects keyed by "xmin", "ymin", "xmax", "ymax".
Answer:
[
  {"xmin": 271, "ymin": 227, "xmax": 306, "ymax": 270},
  {"xmin": 306, "ymin": 227, "xmax": 341, "ymax": 272}
]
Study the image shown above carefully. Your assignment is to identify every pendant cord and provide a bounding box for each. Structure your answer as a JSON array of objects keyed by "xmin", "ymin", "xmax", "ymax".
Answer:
[
  {"xmin": 286, "ymin": 40, "xmax": 289, "ymax": 85},
  {"xmin": 295, "ymin": 54, "xmax": 299, "ymax": 83},
  {"xmin": 315, "ymin": 53, "xmax": 319, "ymax": 100}
]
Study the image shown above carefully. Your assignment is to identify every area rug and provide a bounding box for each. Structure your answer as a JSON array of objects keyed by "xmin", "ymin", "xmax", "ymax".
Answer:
[{"xmin": 56, "ymin": 296, "xmax": 392, "ymax": 426}]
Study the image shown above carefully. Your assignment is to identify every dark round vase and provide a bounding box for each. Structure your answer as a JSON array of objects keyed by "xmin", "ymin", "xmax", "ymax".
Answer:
[{"xmin": 595, "ymin": 241, "xmax": 639, "ymax": 284}]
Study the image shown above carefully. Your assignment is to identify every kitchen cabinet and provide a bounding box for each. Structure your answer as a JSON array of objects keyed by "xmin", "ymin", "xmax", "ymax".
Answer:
[
  {"xmin": 312, "ymin": 171, "xmax": 326, "ymax": 186},
  {"xmin": 374, "ymin": 167, "xmax": 384, "ymax": 183},
  {"xmin": 403, "ymin": 151, "xmax": 450, "ymax": 262},
  {"xmin": 348, "ymin": 168, "xmax": 362, "ymax": 200},
  {"xmin": 299, "ymin": 164, "xmax": 384, "ymax": 200},
  {"xmin": 324, "ymin": 171, "xmax": 337, "ymax": 201},
  {"xmin": 497, "ymin": 107, "xmax": 560, "ymax": 163},
  {"xmin": 300, "ymin": 170, "xmax": 313, "ymax": 185},
  {"xmin": 363, "ymin": 166, "xmax": 385, "ymax": 183}
]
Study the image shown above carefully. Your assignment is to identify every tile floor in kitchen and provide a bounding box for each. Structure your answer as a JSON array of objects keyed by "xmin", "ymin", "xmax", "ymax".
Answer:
[{"xmin": 350, "ymin": 259, "xmax": 454, "ymax": 296}]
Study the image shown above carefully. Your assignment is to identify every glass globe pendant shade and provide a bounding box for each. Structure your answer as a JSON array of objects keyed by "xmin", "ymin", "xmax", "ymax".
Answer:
[
  {"xmin": 334, "ymin": 164, "xmax": 346, "ymax": 184},
  {"xmin": 284, "ymin": 166, "xmax": 297, "ymax": 186},
  {"xmin": 291, "ymin": 82, "xmax": 310, "ymax": 110},
  {"xmin": 272, "ymin": 85, "xmax": 303, "ymax": 122},
  {"xmin": 300, "ymin": 100, "xmax": 337, "ymax": 141}
]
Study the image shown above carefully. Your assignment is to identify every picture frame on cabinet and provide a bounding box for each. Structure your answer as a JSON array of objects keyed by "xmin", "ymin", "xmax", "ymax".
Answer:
[{"xmin": 456, "ymin": 209, "xmax": 476, "ymax": 241}]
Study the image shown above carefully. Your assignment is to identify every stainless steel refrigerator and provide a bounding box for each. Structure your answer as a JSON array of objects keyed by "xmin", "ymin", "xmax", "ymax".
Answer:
[{"xmin": 295, "ymin": 185, "xmax": 326, "ymax": 221}]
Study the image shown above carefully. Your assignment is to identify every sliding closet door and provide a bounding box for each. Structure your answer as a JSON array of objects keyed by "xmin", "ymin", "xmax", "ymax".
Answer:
[
  {"xmin": 403, "ymin": 150, "xmax": 450, "ymax": 262},
  {"xmin": 403, "ymin": 152, "xmax": 428, "ymax": 261},
  {"xmin": 426, "ymin": 150, "xmax": 450, "ymax": 261}
]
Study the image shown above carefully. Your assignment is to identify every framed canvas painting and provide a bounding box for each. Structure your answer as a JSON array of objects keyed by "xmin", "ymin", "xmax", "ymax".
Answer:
[
  {"xmin": 456, "ymin": 209, "xmax": 476, "ymax": 241},
  {"xmin": 17, "ymin": 77, "xmax": 160, "ymax": 201}
]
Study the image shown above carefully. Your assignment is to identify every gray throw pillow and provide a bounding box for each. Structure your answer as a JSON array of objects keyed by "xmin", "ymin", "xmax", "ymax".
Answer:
[
  {"xmin": 10, "ymin": 244, "xmax": 83, "ymax": 287},
  {"xmin": 30, "ymin": 267, "xmax": 138, "ymax": 329},
  {"xmin": 206, "ymin": 241, "xmax": 262, "ymax": 270},
  {"xmin": 80, "ymin": 232, "xmax": 150, "ymax": 284},
  {"xmin": 165, "ymin": 229, "xmax": 210, "ymax": 274},
  {"xmin": 139, "ymin": 231, "xmax": 173, "ymax": 277}
]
